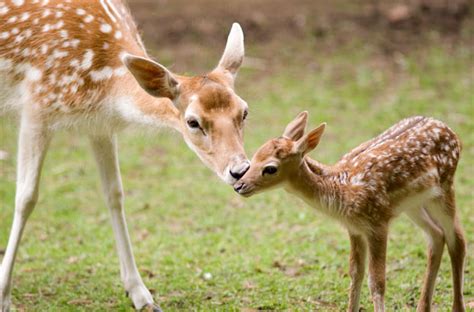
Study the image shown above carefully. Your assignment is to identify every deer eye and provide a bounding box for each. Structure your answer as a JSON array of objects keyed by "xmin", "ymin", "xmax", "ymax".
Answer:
[
  {"xmin": 243, "ymin": 110, "xmax": 248, "ymax": 121},
  {"xmin": 187, "ymin": 119, "xmax": 200, "ymax": 129},
  {"xmin": 262, "ymin": 165, "xmax": 278, "ymax": 176}
]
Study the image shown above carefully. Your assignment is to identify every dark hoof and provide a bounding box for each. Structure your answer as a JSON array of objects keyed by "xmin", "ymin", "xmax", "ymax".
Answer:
[{"xmin": 139, "ymin": 303, "xmax": 163, "ymax": 312}]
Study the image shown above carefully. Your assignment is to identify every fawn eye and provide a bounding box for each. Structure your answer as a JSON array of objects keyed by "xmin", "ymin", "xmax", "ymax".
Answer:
[
  {"xmin": 262, "ymin": 165, "xmax": 278, "ymax": 176},
  {"xmin": 243, "ymin": 110, "xmax": 248, "ymax": 121},
  {"xmin": 187, "ymin": 119, "xmax": 200, "ymax": 129}
]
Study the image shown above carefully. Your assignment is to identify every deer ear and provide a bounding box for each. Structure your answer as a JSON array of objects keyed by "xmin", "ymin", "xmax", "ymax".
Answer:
[
  {"xmin": 295, "ymin": 123, "xmax": 326, "ymax": 155},
  {"xmin": 283, "ymin": 111, "xmax": 308, "ymax": 141},
  {"xmin": 122, "ymin": 53, "xmax": 180, "ymax": 100},
  {"xmin": 216, "ymin": 23, "xmax": 245, "ymax": 79}
]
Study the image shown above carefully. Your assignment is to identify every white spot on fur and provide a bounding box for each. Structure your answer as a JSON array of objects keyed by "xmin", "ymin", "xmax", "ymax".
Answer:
[
  {"xmin": 76, "ymin": 8, "xmax": 86, "ymax": 15},
  {"xmin": 114, "ymin": 31, "xmax": 122, "ymax": 39},
  {"xmin": 351, "ymin": 173, "xmax": 365, "ymax": 186},
  {"xmin": 53, "ymin": 49, "xmax": 68, "ymax": 59},
  {"xmin": 70, "ymin": 59, "xmax": 80, "ymax": 67},
  {"xmin": 26, "ymin": 67, "xmax": 42, "ymax": 81},
  {"xmin": 81, "ymin": 49, "xmax": 94, "ymax": 70},
  {"xmin": 100, "ymin": 23, "xmax": 112, "ymax": 33},
  {"xmin": 0, "ymin": 6, "xmax": 9, "ymax": 16},
  {"xmin": 70, "ymin": 39, "xmax": 80, "ymax": 48},
  {"xmin": 54, "ymin": 20, "xmax": 64, "ymax": 29},
  {"xmin": 84, "ymin": 14, "xmax": 94, "ymax": 23},
  {"xmin": 42, "ymin": 9, "xmax": 51, "ymax": 18},
  {"xmin": 12, "ymin": 0, "xmax": 24, "ymax": 6},
  {"xmin": 40, "ymin": 44, "xmax": 49, "ymax": 54},
  {"xmin": 42, "ymin": 24, "xmax": 51, "ymax": 32},
  {"xmin": 90, "ymin": 66, "xmax": 113, "ymax": 81}
]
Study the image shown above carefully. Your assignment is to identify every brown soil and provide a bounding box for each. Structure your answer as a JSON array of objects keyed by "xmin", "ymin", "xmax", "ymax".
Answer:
[{"xmin": 127, "ymin": 0, "xmax": 472, "ymax": 50}]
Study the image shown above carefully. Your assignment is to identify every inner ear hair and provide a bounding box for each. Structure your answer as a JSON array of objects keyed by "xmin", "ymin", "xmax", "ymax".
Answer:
[
  {"xmin": 305, "ymin": 123, "xmax": 326, "ymax": 150},
  {"xmin": 283, "ymin": 111, "xmax": 308, "ymax": 141},
  {"xmin": 122, "ymin": 54, "xmax": 179, "ymax": 100}
]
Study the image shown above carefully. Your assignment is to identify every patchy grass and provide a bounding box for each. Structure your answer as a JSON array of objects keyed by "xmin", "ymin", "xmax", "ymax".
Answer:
[{"xmin": 1, "ymin": 38, "xmax": 473, "ymax": 310}]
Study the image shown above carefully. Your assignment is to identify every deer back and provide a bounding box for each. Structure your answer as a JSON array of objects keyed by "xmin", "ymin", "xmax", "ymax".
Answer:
[{"xmin": 0, "ymin": 0, "xmax": 144, "ymax": 116}]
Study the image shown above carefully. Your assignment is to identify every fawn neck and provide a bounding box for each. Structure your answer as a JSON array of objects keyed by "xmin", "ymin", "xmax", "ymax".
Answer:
[{"xmin": 285, "ymin": 157, "xmax": 346, "ymax": 218}]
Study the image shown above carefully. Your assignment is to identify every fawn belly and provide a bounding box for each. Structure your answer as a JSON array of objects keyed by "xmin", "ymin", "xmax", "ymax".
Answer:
[{"xmin": 392, "ymin": 185, "xmax": 443, "ymax": 216}]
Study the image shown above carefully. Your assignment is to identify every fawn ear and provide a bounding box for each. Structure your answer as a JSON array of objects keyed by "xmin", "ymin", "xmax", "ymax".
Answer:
[
  {"xmin": 283, "ymin": 111, "xmax": 308, "ymax": 141},
  {"xmin": 216, "ymin": 23, "xmax": 245, "ymax": 81},
  {"xmin": 122, "ymin": 53, "xmax": 180, "ymax": 101},
  {"xmin": 295, "ymin": 123, "xmax": 326, "ymax": 155}
]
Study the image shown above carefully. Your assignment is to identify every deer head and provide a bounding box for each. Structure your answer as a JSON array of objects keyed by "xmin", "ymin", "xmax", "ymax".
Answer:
[
  {"xmin": 234, "ymin": 111, "xmax": 326, "ymax": 196},
  {"xmin": 123, "ymin": 24, "xmax": 249, "ymax": 185}
]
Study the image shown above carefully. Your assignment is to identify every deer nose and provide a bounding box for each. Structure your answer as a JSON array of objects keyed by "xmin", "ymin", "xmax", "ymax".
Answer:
[{"xmin": 229, "ymin": 161, "xmax": 250, "ymax": 180}]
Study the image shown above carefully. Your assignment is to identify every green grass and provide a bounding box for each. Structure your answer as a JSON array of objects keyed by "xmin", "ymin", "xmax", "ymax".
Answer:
[{"xmin": 1, "ymin": 39, "xmax": 473, "ymax": 311}]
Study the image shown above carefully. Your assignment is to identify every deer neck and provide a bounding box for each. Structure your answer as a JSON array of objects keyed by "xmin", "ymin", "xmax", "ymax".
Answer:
[
  {"xmin": 110, "ymin": 74, "xmax": 182, "ymax": 132},
  {"xmin": 285, "ymin": 157, "xmax": 346, "ymax": 217}
]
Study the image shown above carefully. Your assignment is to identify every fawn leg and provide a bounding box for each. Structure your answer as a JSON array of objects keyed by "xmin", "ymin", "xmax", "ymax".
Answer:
[
  {"xmin": 367, "ymin": 227, "xmax": 388, "ymax": 312},
  {"xmin": 347, "ymin": 232, "xmax": 367, "ymax": 312},
  {"xmin": 426, "ymin": 192, "xmax": 466, "ymax": 312},
  {"xmin": 407, "ymin": 207, "xmax": 445, "ymax": 312}
]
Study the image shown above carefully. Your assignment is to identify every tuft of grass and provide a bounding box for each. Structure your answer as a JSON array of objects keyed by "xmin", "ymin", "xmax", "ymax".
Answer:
[{"xmin": 1, "ymin": 38, "xmax": 473, "ymax": 310}]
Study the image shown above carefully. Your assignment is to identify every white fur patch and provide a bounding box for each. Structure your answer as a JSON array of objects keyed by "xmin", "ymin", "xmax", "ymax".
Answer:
[
  {"xmin": 81, "ymin": 49, "xmax": 94, "ymax": 70},
  {"xmin": 90, "ymin": 66, "xmax": 113, "ymax": 81},
  {"xmin": 0, "ymin": 6, "xmax": 9, "ymax": 16},
  {"xmin": 100, "ymin": 23, "xmax": 112, "ymax": 33},
  {"xmin": 12, "ymin": 0, "xmax": 24, "ymax": 6}
]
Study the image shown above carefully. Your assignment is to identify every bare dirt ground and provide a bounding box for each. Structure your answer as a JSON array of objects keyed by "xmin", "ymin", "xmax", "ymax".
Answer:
[{"xmin": 127, "ymin": 0, "xmax": 472, "ymax": 56}]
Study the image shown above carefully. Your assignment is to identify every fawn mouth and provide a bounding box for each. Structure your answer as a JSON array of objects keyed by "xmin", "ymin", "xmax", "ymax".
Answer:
[{"xmin": 233, "ymin": 183, "xmax": 255, "ymax": 197}]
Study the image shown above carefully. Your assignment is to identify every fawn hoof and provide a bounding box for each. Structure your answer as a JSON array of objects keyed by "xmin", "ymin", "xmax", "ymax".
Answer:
[
  {"xmin": 0, "ymin": 297, "xmax": 11, "ymax": 312},
  {"xmin": 139, "ymin": 303, "xmax": 163, "ymax": 312}
]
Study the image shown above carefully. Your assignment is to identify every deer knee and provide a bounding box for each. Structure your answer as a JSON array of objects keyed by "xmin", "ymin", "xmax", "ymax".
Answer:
[
  {"xmin": 368, "ymin": 275, "xmax": 385, "ymax": 297},
  {"xmin": 15, "ymin": 188, "xmax": 39, "ymax": 218},
  {"xmin": 429, "ymin": 229, "xmax": 445, "ymax": 249},
  {"xmin": 106, "ymin": 186, "xmax": 124, "ymax": 210}
]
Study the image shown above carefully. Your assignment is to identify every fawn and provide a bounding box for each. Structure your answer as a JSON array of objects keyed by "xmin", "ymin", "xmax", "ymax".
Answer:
[
  {"xmin": 1, "ymin": 1, "xmax": 250, "ymax": 311},
  {"xmin": 234, "ymin": 112, "xmax": 466, "ymax": 311}
]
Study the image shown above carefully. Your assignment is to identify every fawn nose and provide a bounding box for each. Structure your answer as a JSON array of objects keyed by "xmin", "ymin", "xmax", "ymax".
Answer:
[
  {"xmin": 229, "ymin": 161, "xmax": 250, "ymax": 180},
  {"xmin": 234, "ymin": 181, "xmax": 245, "ymax": 193}
]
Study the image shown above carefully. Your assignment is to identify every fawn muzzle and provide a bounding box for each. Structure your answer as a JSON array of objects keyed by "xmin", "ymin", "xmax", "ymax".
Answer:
[{"xmin": 233, "ymin": 180, "xmax": 253, "ymax": 196}]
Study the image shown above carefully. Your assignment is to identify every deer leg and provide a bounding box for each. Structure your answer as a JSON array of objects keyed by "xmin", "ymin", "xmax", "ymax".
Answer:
[
  {"xmin": 367, "ymin": 227, "xmax": 388, "ymax": 312},
  {"xmin": 426, "ymin": 192, "xmax": 466, "ymax": 312},
  {"xmin": 406, "ymin": 207, "xmax": 444, "ymax": 312},
  {"xmin": 0, "ymin": 117, "xmax": 51, "ymax": 312},
  {"xmin": 347, "ymin": 232, "xmax": 367, "ymax": 312},
  {"xmin": 89, "ymin": 135, "xmax": 161, "ymax": 312}
]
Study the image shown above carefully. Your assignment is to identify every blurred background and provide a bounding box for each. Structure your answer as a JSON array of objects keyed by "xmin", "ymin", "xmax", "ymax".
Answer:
[
  {"xmin": 0, "ymin": 0, "xmax": 472, "ymax": 310},
  {"xmin": 128, "ymin": 0, "xmax": 472, "ymax": 70}
]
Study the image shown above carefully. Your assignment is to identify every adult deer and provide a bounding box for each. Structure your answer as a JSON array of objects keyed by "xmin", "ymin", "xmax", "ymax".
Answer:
[
  {"xmin": 0, "ymin": 0, "xmax": 249, "ymax": 311},
  {"xmin": 235, "ymin": 112, "xmax": 466, "ymax": 311}
]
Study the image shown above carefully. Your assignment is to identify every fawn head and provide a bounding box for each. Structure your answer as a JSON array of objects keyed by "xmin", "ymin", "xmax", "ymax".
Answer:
[
  {"xmin": 234, "ymin": 111, "xmax": 326, "ymax": 196},
  {"xmin": 123, "ymin": 24, "xmax": 249, "ymax": 185}
]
